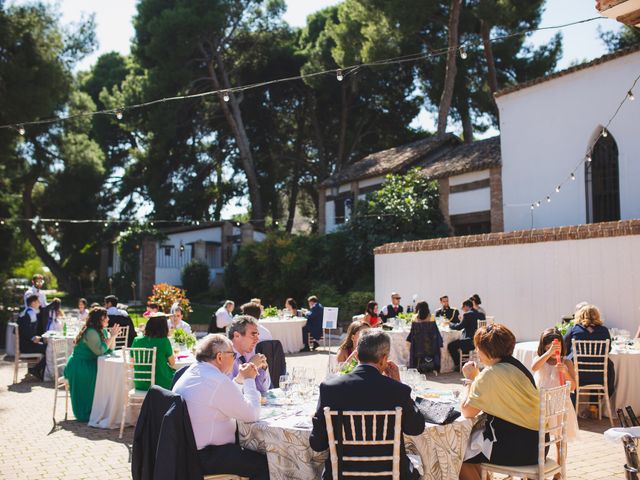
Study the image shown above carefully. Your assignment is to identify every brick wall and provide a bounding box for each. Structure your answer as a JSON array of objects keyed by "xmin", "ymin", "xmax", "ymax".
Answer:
[{"xmin": 374, "ymin": 219, "xmax": 640, "ymax": 254}]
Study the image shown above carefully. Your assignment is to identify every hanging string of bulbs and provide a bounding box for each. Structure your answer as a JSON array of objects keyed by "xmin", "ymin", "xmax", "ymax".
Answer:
[
  {"xmin": 0, "ymin": 16, "xmax": 603, "ymax": 134},
  {"xmin": 527, "ymin": 71, "xmax": 639, "ymax": 212}
]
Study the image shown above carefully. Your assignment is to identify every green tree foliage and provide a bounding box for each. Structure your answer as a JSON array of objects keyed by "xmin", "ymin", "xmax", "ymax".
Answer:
[
  {"xmin": 181, "ymin": 260, "xmax": 211, "ymax": 296},
  {"xmin": 600, "ymin": 26, "xmax": 640, "ymax": 52}
]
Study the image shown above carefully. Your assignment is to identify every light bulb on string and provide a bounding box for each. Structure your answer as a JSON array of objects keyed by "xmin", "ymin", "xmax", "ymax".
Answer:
[
  {"xmin": 0, "ymin": 220, "xmax": 5, "ymax": 225},
  {"xmin": 55, "ymin": 221, "xmax": 60, "ymax": 227},
  {"xmin": 18, "ymin": 125, "xmax": 25, "ymax": 136},
  {"xmin": 115, "ymin": 110, "xmax": 123, "ymax": 120},
  {"xmin": 602, "ymin": 128, "xmax": 608, "ymax": 138},
  {"xmin": 530, "ymin": 204, "xmax": 535, "ymax": 210},
  {"xmin": 536, "ymin": 201, "xmax": 541, "ymax": 207},
  {"xmin": 555, "ymin": 186, "xmax": 561, "ymax": 193},
  {"xmin": 586, "ymin": 154, "xmax": 592, "ymax": 163},
  {"xmin": 571, "ymin": 172, "xmax": 576, "ymax": 180},
  {"xmin": 336, "ymin": 69, "xmax": 344, "ymax": 82},
  {"xmin": 195, "ymin": 220, "xmax": 200, "ymax": 226},
  {"xmin": 223, "ymin": 92, "xmax": 230, "ymax": 102},
  {"xmin": 628, "ymin": 90, "xmax": 635, "ymax": 101},
  {"xmin": 546, "ymin": 196, "xmax": 551, "ymax": 203},
  {"xmin": 459, "ymin": 46, "xmax": 468, "ymax": 60},
  {"xmin": 104, "ymin": 222, "xmax": 108, "ymax": 228}
]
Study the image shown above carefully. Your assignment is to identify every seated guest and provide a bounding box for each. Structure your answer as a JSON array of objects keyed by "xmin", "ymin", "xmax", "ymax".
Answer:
[
  {"xmin": 406, "ymin": 301, "xmax": 443, "ymax": 373},
  {"xmin": 168, "ymin": 305, "xmax": 191, "ymax": 334},
  {"xmin": 210, "ymin": 300, "xmax": 234, "ymax": 333},
  {"xmin": 459, "ymin": 324, "xmax": 540, "ymax": 480},
  {"xmin": 45, "ymin": 297, "xmax": 65, "ymax": 331},
  {"xmin": 131, "ymin": 313, "xmax": 175, "ymax": 390},
  {"xmin": 380, "ymin": 292, "xmax": 403, "ymax": 322},
  {"xmin": 471, "ymin": 294, "xmax": 486, "ymax": 316},
  {"xmin": 336, "ymin": 320, "xmax": 370, "ymax": 363},
  {"xmin": 143, "ymin": 302, "xmax": 160, "ymax": 317},
  {"xmin": 241, "ymin": 302, "xmax": 273, "ymax": 341},
  {"xmin": 65, "ymin": 307, "xmax": 120, "ymax": 421},
  {"xmin": 310, "ymin": 329, "xmax": 425, "ymax": 479},
  {"xmin": 447, "ymin": 299, "xmax": 481, "ymax": 371},
  {"xmin": 78, "ymin": 298, "xmax": 89, "ymax": 321},
  {"xmin": 284, "ymin": 298, "xmax": 301, "ymax": 317},
  {"xmin": 18, "ymin": 294, "xmax": 47, "ymax": 379},
  {"xmin": 173, "ymin": 334, "xmax": 269, "ymax": 479},
  {"xmin": 228, "ymin": 316, "xmax": 271, "ymax": 393},
  {"xmin": 301, "ymin": 295, "xmax": 324, "ymax": 352},
  {"xmin": 435, "ymin": 295, "xmax": 459, "ymax": 322},
  {"xmin": 363, "ymin": 301, "xmax": 381, "ymax": 328},
  {"xmin": 564, "ymin": 304, "xmax": 615, "ymax": 397},
  {"xmin": 104, "ymin": 295, "xmax": 136, "ymax": 347},
  {"xmin": 23, "ymin": 273, "xmax": 47, "ymax": 308},
  {"xmin": 250, "ymin": 298, "xmax": 264, "ymax": 313}
]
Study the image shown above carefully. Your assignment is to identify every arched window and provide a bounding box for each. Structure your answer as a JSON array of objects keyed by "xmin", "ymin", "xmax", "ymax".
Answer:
[{"xmin": 585, "ymin": 130, "xmax": 620, "ymax": 223}]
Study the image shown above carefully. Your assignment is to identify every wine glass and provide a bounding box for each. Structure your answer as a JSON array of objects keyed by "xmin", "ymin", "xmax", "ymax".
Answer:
[{"xmin": 279, "ymin": 375, "xmax": 291, "ymax": 403}]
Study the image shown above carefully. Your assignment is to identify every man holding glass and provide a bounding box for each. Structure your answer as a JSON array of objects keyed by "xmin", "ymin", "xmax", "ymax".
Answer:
[{"xmin": 228, "ymin": 316, "xmax": 271, "ymax": 393}]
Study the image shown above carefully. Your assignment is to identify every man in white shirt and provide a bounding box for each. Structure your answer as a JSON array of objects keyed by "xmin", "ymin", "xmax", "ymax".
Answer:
[
  {"xmin": 23, "ymin": 273, "xmax": 47, "ymax": 308},
  {"xmin": 173, "ymin": 334, "xmax": 269, "ymax": 479},
  {"xmin": 210, "ymin": 300, "xmax": 235, "ymax": 333}
]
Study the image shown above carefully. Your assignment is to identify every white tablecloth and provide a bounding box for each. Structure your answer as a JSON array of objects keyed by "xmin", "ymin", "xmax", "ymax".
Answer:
[
  {"xmin": 260, "ymin": 317, "xmax": 307, "ymax": 354},
  {"xmin": 239, "ymin": 391, "xmax": 474, "ymax": 480},
  {"xmin": 88, "ymin": 350, "xmax": 194, "ymax": 429},
  {"xmin": 388, "ymin": 327, "xmax": 462, "ymax": 373},
  {"xmin": 513, "ymin": 341, "xmax": 640, "ymax": 417},
  {"xmin": 42, "ymin": 332, "xmax": 75, "ymax": 382}
]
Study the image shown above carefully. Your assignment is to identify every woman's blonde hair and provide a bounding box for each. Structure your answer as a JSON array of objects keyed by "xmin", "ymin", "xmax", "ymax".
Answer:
[{"xmin": 575, "ymin": 304, "xmax": 603, "ymax": 328}]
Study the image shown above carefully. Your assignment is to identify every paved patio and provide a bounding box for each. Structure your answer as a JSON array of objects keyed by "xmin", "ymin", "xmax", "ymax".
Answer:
[{"xmin": 0, "ymin": 350, "xmax": 629, "ymax": 479}]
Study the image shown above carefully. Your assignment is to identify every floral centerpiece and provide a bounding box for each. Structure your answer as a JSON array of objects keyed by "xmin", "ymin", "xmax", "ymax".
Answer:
[
  {"xmin": 173, "ymin": 328, "xmax": 196, "ymax": 351},
  {"xmin": 263, "ymin": 306, "xmax": 278, "ymax": 318},
  {"xmin": 555, "ymin": 319, "xmax": 574, "ymax": 336},
  {"xmin": 396, "ymin": 312, "xmax": 413, "ymax": 325}
]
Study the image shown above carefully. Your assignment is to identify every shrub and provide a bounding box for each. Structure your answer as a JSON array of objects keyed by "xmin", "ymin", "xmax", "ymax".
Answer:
[
  {"xmin": 147, "ymin": 283, "xmax": 193, "ymax": 319},
  {"xmin": 181, "ymin": 260, "xmax": 210, "ymax": 296}
]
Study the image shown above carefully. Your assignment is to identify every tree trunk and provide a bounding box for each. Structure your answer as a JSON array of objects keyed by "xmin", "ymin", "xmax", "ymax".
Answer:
[
  {"xmin": 286, "ymin": 108, "xmax": 306, "ymax": 233},
  {"xmin": 437, "ymin": 0, "xmax": 462, "ymax": 136},
  {"xmin": 21, "ymin": 175, "xmax": 79, "ymax": 295},
  {"xmin": 459, "ymin": 78, "xmax": 473, "ymax": 143},
  {"xmin": 481, "ymin": 20, "xmax": 499, "ymax": 96},
  {"xmin": 205, "ymin": 52, "xmax": 264, "ymax": 228}
]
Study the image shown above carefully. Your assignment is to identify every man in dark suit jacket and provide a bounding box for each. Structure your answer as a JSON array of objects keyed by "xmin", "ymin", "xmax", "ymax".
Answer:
[
  {"xmin": 301, "ymin": 295, "xmax": 324, "ymax": 352},
  {"xmin": 447, "ymin": 299, "xmax": 481, "ymax": 370},
  {"xmin": 310, "ymin": 329, "xmax": 425, "ymax": 480}
]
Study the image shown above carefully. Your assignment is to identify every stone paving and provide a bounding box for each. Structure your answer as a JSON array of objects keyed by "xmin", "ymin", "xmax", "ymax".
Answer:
[{"xmin": 0, "ymin": 349, "xmax": 630, "ymax": 479}]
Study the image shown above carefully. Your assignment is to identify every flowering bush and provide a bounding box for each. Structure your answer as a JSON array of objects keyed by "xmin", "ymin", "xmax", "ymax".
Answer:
[{"xmin": 147, "ymin": 283, "xmax": 193, "ymax": 319}]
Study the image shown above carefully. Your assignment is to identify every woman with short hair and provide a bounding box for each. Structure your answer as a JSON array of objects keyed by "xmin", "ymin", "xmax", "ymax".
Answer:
[
  {"xmin": 459, "ymin": 324, "xmax": 540, "ymax": 480},
  {"xmin": 131, "ymin": 313, "xmax": 176, "ymax": 390}
]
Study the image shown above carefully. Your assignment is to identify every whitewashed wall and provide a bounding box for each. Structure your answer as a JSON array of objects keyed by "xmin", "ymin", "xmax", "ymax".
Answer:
[
  {"xmin": 497, "ymin": 51, "xmax": 640, "ymax": 232},
  {"xmin": 375, "ymin": 235, "xmax": 640, "ymax": 342}
]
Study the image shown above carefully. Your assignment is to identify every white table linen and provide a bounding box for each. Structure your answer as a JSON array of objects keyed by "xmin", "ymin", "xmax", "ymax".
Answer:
[
  {"xmin": 88, "ymin": 350, "xmax": 194, "ymax": 429},
  {"xmin": 513, "ymin": 341, "xmax": 640, "ymax": 417},
  {"xmin": 41, "ymin": 331, "xmax": 75, "ymax": 381},
  {"xmin": 388, "ymin": 326, "xmax": 462, "ymax": 373},
  {"xmin": 259, "ymin": 317, "xmax": 307, "ymax": 354}
]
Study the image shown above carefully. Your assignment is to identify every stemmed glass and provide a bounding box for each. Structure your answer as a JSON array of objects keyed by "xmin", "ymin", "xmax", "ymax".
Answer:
[{"xmin": 279, "ymin": 374, "xmax": 292, "ymax": 403}]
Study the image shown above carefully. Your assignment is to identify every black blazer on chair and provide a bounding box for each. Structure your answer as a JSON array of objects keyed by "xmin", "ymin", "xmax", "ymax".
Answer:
[
  {"xmin": 132, "ymin": 386, "xmax": 201, "ymax": 480},
  {"xmin": 256, "ymin": 340, "xmax": 286, "ymax": 388},
  {"xmin": 310, "ymin": 364, "xmax": 425, "ymax": 480}
]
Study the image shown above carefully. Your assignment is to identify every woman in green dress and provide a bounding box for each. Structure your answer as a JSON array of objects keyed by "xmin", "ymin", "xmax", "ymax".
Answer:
[
  {"xmin": 131, "ymin": 313, "xmax": 175, "ymax": 390},
  {"xmin": 65, "ymin": 307, "xmax": 120, "ymax": 422}
]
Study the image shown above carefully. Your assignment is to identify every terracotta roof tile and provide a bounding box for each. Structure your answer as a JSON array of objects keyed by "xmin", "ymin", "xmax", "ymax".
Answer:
[{"xmin": 417, "ymin": 136, "xmax": 501, "ymax": 179}]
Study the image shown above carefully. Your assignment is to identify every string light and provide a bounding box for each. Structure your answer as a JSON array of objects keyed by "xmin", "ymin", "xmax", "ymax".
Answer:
[
  {"xmin": 536, "ymin": 201, "xmax": 541, "ymax": 207},
  {"xmin": 18, "ymin": 125, "xmax": 25, "ymax": 136},
  {"xmin": 459, "ymin": 46, "xmax": 468, "ymax": 60},
  {"xmin": 570, "ymin": 173, "xmax": 575, "ymax": 180},
  {"xmin": 223, "ymin": 92, "xmax": 230, "ymax": 102},
  {"xmin": 628, "ymin": 90, "xmax": 635, "ymax": 101},
  {"xmin": 115, "ymin": 110, "xmax": 123, "ymax": 120},
  {"xmin": 0, "ymin": 17, "xmax": 606, "ymax": 133},
  {"xmin": 104, "ymin": 222, "xmax": 108, "ymax": 227},
  {"xmin": 530, "ymin": 204, "xmax": 535, "ymax": 210},
  {"xmin": 602, "ymin": 128, "xmax": 608, "ymax": 137},
  {"xmin": 586, "ymin": 154, "xmax": 592, "ymax": 163},
  {"xmin": 555, "ymin": 186, "xmax": 561, "ymax": 193},
  {"xmin": 546, "ymin": 196, "xmax": 551, "ymax": 203},
  {"xmin": 55, "ymin": 221, "xmax": 60, "ymax": 227}
]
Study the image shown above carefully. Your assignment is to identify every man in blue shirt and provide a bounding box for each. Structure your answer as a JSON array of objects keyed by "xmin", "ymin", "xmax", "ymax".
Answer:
[{"xmin": 227, "ymin": 316, "xmax": 271, "ymax": 393}]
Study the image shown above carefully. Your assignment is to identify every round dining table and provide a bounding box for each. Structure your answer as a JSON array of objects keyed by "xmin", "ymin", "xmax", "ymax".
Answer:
[
  {"xmin": 513, "ymin": 340, "xmax": 640, "ymax": 417},
  {"xmin": 388, "ymin": 326, "xmax": 462, "ymax": 373},
  {"xmin": 88, "ymin": 349, "xmax": 194, "ymax": 429},
  {"xmin": 259, "ymin": 317, "xmax": 307, "ymax": 354}
]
